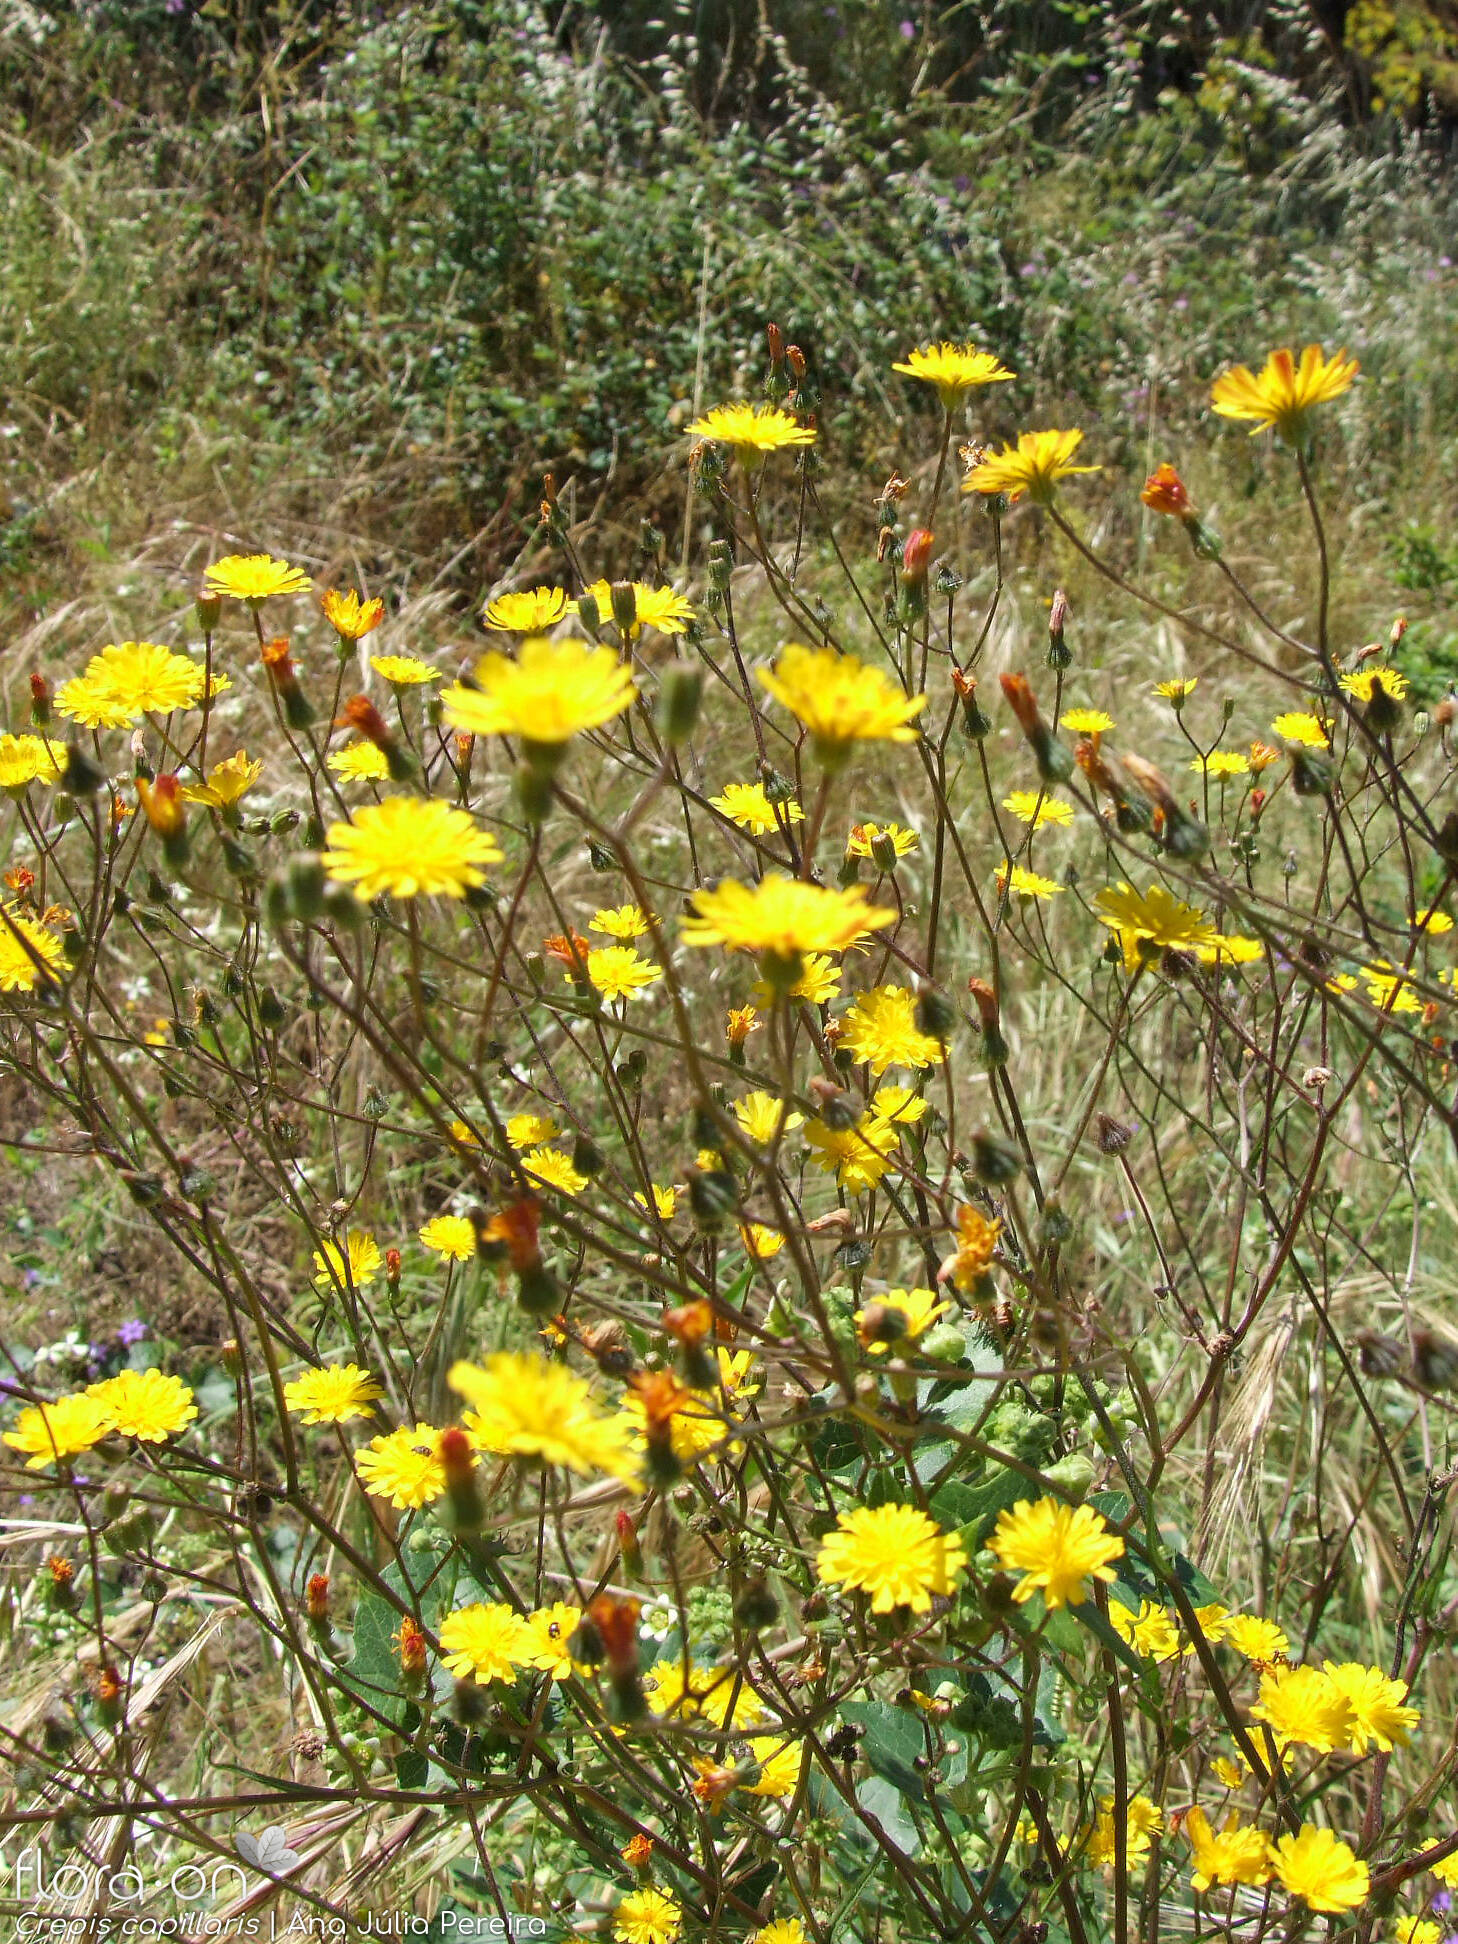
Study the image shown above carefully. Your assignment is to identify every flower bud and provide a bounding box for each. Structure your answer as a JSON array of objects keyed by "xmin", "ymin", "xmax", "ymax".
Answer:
[
  {"xmin": 999, "ymin": 673, "xmax": 1072, "ymax": 784},
  {"xmin": 766, "ymin": 322, "xmax": 784, "ymax": 367},
  {"xmin": 968, "ymin": 1127, "xmax": 1021, "ymax": 1185},
  {"xmin": 1047, "ymin": 588, "xmax": 1071, "ymax": 670},
  {"xmin": 609, "ymin": 581, "xmax": 638, "ymax": 637},
  {"xmin": 61, "ymin": 744, "xmax": 104, "ymax": 796},
  {"xmin": 615, "ymin": 1509, "xmax": 644, "ymax": 1581},
  {"xmin": 914, "ymin": 986, "xmax": 957, "ymax": 1040},
  {"xmin": 286, "ymin": 853, "xmax": 327, "ymax": 921},
  {"xmin": 305, "ymin": 1573, "xmax": 331, "ymax": 1639},
  {"xmin": 136, "ymin": 774, "xmax": 189, "ymax": 867},
  {"xmin": 516, "ymin": 1259, "xmax": 562, "ymax": 1316},
  {"xmin": 195, "ymin": 593, "xmax": 223, "ymax": 633},
  {"xmin": 657, "ymin": 661, "xmax": 703, "ymax": 744},
  {"xmin": 437, "ymin": 1426, "xmax": 484, "ymax": 1533},
  {"xmin": 900, "ymin": 529, "xmax": 935, "ymax": 583},
  {"xmin": 29, "ymin": 672, "xmax": 51, "ymax": 727},
  {"xmin": 734, "ymin": 1574, "xmax": 779, "ymax": 1633},
  {"xmin": 576, "ymin": 590, "xmax": 602, "ymax": 637},
  {"xmin": 1365, "ymin": 674, "xmax": 1402, "ymax": 735},
  {"xmin": 1140, "ymin": 463, "xmax": 1195, "ymax": 520},
  {"xmin": 951, "ymin": 666, "xmax": 990, "ymax": 739},
  {"xmin": 395, "ymin": 1616, "xmax": 429, "ymax": 1691},
  {"xmin": 870, "ymin": 828, "xmax": 900, "ymax": 875},
  {"xmin": 707, "ymin": 539, "xmax": 734, "ymax": 594}
]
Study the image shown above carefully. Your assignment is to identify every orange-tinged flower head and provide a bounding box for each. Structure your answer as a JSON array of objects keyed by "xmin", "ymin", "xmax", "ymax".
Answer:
[
  {"xmin": 1141, "ymin": 464, "xmax": 1195, "ymax": 518},
  {"xmin": 336, "ymin": 695, "xmax": 394, "ymax": 748},
  {"xmin": 394, "ymin": 1615, "xmax": 429, "ymax": 1675},
  {"xmin": 587, "ymin": 1592, "xmax": 642, "ymax": 1671},
  {"xmin": 305, "ymin": 1573, "xmax": 330, "ymax": 1622},
  {"xmin": 136, "ymin": 773, "xmax": 186, "ymax": 840},
  {"xmin": 321, "ymin": 588, "xmax": 385, "ymax": 638},
  {"xmin": 543, "ymin": 929, "xmax": 591, "ymax": 975},
  {"xmin": 480, "ymin": 1199, "xmax": 543, "ymax": 1274}
]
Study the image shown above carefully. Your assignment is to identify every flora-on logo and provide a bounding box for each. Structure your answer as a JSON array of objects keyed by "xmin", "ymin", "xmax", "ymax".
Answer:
[{"xmin": 235, "ymin": 1825, "xmax": 303, "ymax": 1875}]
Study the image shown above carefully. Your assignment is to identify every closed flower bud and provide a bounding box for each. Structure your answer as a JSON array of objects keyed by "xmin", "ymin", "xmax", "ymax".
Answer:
[
  {"xmin": 1289, "ymin": 743, "xmax": 1335, "ymax": 797},
  {"xmin": 437, "ymin": 1426, "xmax": 483, "ymax": 1533},
  {"xmin": 286, "ymin": 853, "xmax": 327, "ymax": 921},
  {"xmin": 61, "ymin": 744, "xmax": 104, "ymax": 796},
  {"xmin": 30, "ymin": 671, "xmax": 51, "ymax": 727},
  {"xmin": 1365, "ymin": 674, "xmax": 1403, "ymax": 734},
  {"xmin": 195, "ymin": 593, "xmax": 223, "ymax": 633},
  {"xmin": 914, "ymin": 986, "xmax": 957, "ymax": 1039},
  {"xmin": 1046, "ymin": 588, "xmax": 1071, "ymax": 670},
  {"xmin": 969, "ymin": 1127, "xmax": 1021, "ymax": 1184},
  {"xmin": 766, "ymin": 322, "xmax": 784, "ymax": 366},
  {"xmin": 1140, "ymin": 463, "xmax": 1194, "ymax": 520},
  {"xmin": 609, "ymin": 580, "xmax": 638, "ymax": 636},
  {"xmin": 615, "ymin": 1509, "xmax": 644, "ymax": 1581},
  {"xmin": 734, "ymin": 1574, "xmax": 779, "ymax": 1632},
  {"xmin": 900, "ymin": 529, "xmax": 935, "ymax": 584},
  {"xmin": 572, "ymin": 1134, "xmax": 605, "ymax": 1179},
  {"xmin": 687, "ymin": 1164, "xmax": 738, "ymax": 1231},
  {"xmin": 305, "ymin": 1573, "xmax": 331, "ymax": 1632},
  {"xmin": 576, "ymin": 590, "xmax": 602, "ymax": 637},
  {"xmin": 707, "ymin": 539, "xmax": 734, "ymax": 593},
  {"xmin": 516, "ymin": 1259, "xmax": 562, "ymax": 1316},
  {"xmin": 514, "ymin": 761, "xmax": 555, "ymax": 824},
  {"xmin": 1000, "ymin": 673, "xmax": 1072, "ymax": 784},
  {"xmin": 870, "ymin": 828, "xmax": 901, "ymax": 874},
  {"xmin": 657, "ymin": 661, "xmax": 703, "ymax": 743}
]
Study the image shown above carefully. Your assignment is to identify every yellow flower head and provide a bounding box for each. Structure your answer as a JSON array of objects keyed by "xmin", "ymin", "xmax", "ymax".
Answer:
[
  {"xmin": 855, "ymin": 1286, "xmax": 950, "ymax": 1353},
  {"xmin": 591, "ymin": 904, "xmax": 651, "ymax": 939},
  {"xmin": 710, "ymin": 781, "xmax": 804, "ymax": 835},
  {"xmin": 204, "ymin": 553, "xmax": 312, "ymax": 601},
  {"xmin": 328, "ymin": 741, "xmax": 391, "ymax": 782},
  {"xmin": 1340, "ymin": 665, "xmax": 1408, "ymax": 703},
  {"xmin": 353, "ymin": 1424, "xmax": 448, "ymax": 1508},
  {"xmin": 739, "ymin": 1221, "xmax": 785, "ymax": 1259},
  {"xmin": 283, "ymin": 1363, "xmax": 384, "ymax": 1425},
  {"xmin": 182, "ymin": 752, "xmax": 264, "ymax": 808},
  {"xmin": 815, "ymin": 1501, "xmax": 967, "ymax": 1613},
  {"xmin": 370, "ymin": 653, "xmax": 438, "ymax": 686},
  {"xmin": 521, "ymin": 1602, "xmax": 587, "ymax": 1680},
  {"xmin": 805, "ymin": 1111, "xmax": 899, "ymax": 1194},
  {"xmin": 1273, "ymin": 710, "xmax": 1330, "ymax": 748},
  {"xmin": 1430, "ymin": 1849, "xmax": 1458, "ymax": 1890},
  {"xmin": 949, "ymin": 1205, "xmax": 1000, "ymax": 1290},
  {"xmin": 443, "ymin": 636, "xmax": 637, "ymax": 747},
  {"xmin": 839, "ymin": 984, "xmax": 946, "ymax": 1075},
  {"xmin": 2, "ymin": 1391, "xmax": 114, "ymax": 1469},
  {"xmin": 1003, "ymin": 791, "xmax": 1074, "ymax": 829},
  {"xmin": 438, "ymin": 1601, "xmax": 532, "ymax": 1684},
  {"xmin": 1397, "ymin": 1921, "xmax": 1442, "ymax": 1944},
  {"xmin": 846, "ymin": 821, "xmax": 918, "ymax": 861},
  {"xmin": 484, "ymin": 586, "xmax": 570, "ymax": 632},
  {"xmin": 613, "ymin": 1887, "xmax": 681, "ymax": 1944},
  {"xmin": 892, "ymin": 341, "xmax": 1016, "ymax": 407},
  {"xmin": 1223, "ymin": 1613, "xmax": 1289, "ymax": 1660},
  {"xmin": 586, "ymin": 945, "xmax": 662, "ymax": 1002},
  {"xmin": 752, "ymin": 950, "xmax": 841, "ymax": 1008},
  {"xmin": 520, "ymin": 1146, "xmax": 588, "ymax": 1195},
  {"xmin": 322, "ymin": 796, "xmax": 503, "ymax": 901},
  {"xmin": 682, "ymin": 873, "xmax": 896, "ymax": 958},
  {"xmin": 871, "ymin": 1083, "xmax": 928, "ymax": 1124},
  {"xmin": 1320, "ymin": 1661, "xmax": 1420, "ymax": 1754},
  {"xmin": 1191, "ymin": 750, "xmax": 1250, "ymax": 776},
  {"xmin": 577, "ymin": 580, "xmax": 695, "ymax": 639},
  {"xmin": 322, "ymin": 588, "xmax": 385, "ymax": 638},
  {"xmin": 997, "ymin": 862, "xmax": 1062, "ymax": 900},
  {"xmin": 312, "ymin": 1229, "xmax": 383, "ymax": 1289},
  {"xmin": 759, "ymin": 644, "xmax": 926, "ymax": 760},
  {"xmin": 0, "ymin": 734, "xmax": 67, "ymax": 789},
  {"xmin": 732, "ymin": 1091, "xmax": 804, "ymax": 1144},
  {"xmin": 1184, "ymin": 1807, "xmax": 1273, "ymax": 1893},
  {"xmin": 1250, "ymin": 1663, "xmax": 1354, "ymax": 1753},
  {"xmin": 450, "ymin": 1351, "xmax": 644, "ymax": 1485},
  {"xmin": 1268, "ymin": 1824, "xmax": 1369, "ymax": 1913},
  {"xmin": 687, "ymin": 402, "xmax": 816, "ymax": 461},
  {"xmin": 1362, "ymin": 960, "xmax": 1422, "ymax": 1015},
  {"xmin": 964, "ymin": 429, "xmax": 1098, "ymax": 504},
  {"xmin": 988, "ymin": 1496, "xmax": 1125, "ymax": 1608},
  {"xmin": 0, "ymin": 905, "xmax": 66, "ymax": 993},
  {"xmin": 419, "ymin": 1214, "xmax": 477, "ymax": 1262},
  {"xmin": 1060, "ymin": 708, "xmax": 1115, "ymax": 734},
  {"xmin": 1210, "ymin": 345, "xmax": 1359, "ymax": 441},
  {"xmin": 1154, "ymin": 677, "xmax": 1199, "ymax": 704},
  {"xmin": 506, "ymin": 1112, "xmax": 559, "ymax": 1150},
  {"xmin": 1094, "ymin": 883, "xmax": 1218, "ymax": 953},
  {"xmin": 87, "ymin": 1368, "xmax": 196, "ymax": 1443},
  {"xmin": 56, "ymin": 643, "xmax": 207, "ymax": 727},
  {"xmin": 1082, "ymin": 1796, "xmax": 1163, "ymax": 1869},
  {"xmin": 1109, "ymin": 1598, "xmax": 1181, "ymax": 1662},
  {"xmin": 633, "ymin": 1184, "xmax": 679, "ymax": 1221}
]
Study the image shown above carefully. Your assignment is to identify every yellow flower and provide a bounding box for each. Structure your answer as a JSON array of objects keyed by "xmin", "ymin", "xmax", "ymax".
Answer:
[
  {"xmin": 815, "ymin": 1502, "xmax": 967, "ymax": 1614},
  {"xmin": 438, "ymin": 1602, "xmax": 533, "ymax": 1683},
  {"xmin": 87, "ymin": 1368, "xmax": 196, "ymax": 1442},
  {"xmin": 949, "ymin": 1206, "xmax": 1000, "ymax": 1290},
  {"xmin": 0, "ymin": 905, "xmax": 65, "ymax": 993},
  {"xmin": 520, "ymin": 1602, "xmax": 587, "ymax": 1680},
  {"xmin": 1362, "ymin": 961, "xmax": 1422, "ymax": 1015},
  {"xmin": 710, "ymin": 781, "xmax": 805, "ymax": 834},
  {"xmin": 855, "ymin": 1286, "xmax": 950, "ymax": 1353},
  {"xmin": 1321, "ymin": 1662, "xmax": 1420, "ymax": 1754},
  {"xmin": 0, "ymin": 734, "xmax": 66, "ymax": 788},
  {"xmin": 871, "ymin": 1083, "xmax": 928, "ymax": 1124},
  {"xmin": 1198, "ymin": 933, "xmax": 1264, "ymax": 967},
  {"xmin": 328, "ymin": 741, "xmax": 391, "ymax": 782},
  {"xmin": 739, "ymin": 1222, "xmax": 785, "ymax": 1259},
  {"xmin": 353, "ymin": 1424, "xmax": 448, "ymax": 1508},
  {"xmin": 204, "ymin": 553, "xmax": 311, "ymax": 600},
  {"xmin": 586, "ymin": 945, "xmax": 662, "ymax": 1002},
  {"xmin": 591, "ymin": 904, "xmax": 651, "ymax": 939},
  {"xmin": 1082, "ymin": 1796, "xmax": 1163, "ymax": 1869},
  {"xmin": 1154, "ymin": 677, "xmax": 1199, "ymax": 704},
  {"xmin": 283, "ymin": 1363, "xmax": 383, "ymax": 1425},
  {"xmin": 322, "ymin": 796, "xmax": 503, "ymax": 901},
  {"xmin": 758, "ymin": 644, "xmax": 926, "ymax": 760},
  {"xmin": 1184, "ymin": 1807, "xmax": 1273, "ymax": 1892},
  {"xmin": 1191, "ymin": 750, "xmax": 1250, "ymax": 776},
  {"xmin": 1002, "ymin": 791, "xmax": 1074, "ymax": 829},
  {"xmin": 520, "ymin": 1146, "xmax": 588, "ymax": 1195},
  {"xmin": 443, "ymin": 636, "xmax": 637, "ymax": 747},
  {"xmin": 1414, "ymin": 906, "xmax": 1453, "ymax": 935},
  {"xmin": 964, "ymin": 429, "xmax": 1098, "ymax": 504},
  {"xmin": 1094, "ymin": 883, "xmax": 1218, "ymax": 953},
  {"xmin": 1268, "ymin": 1824, "xmax": 1369, "ymax": 1913},
  {"xmin": 745, "ymin": 1745, "xmax": 803, "ymax": 1799},
  {"xmin": 182, "ymin": 752, "xmax": 264, "ymax": 807},
  {"xmin": 1109, "ymin": 1598, "xmax": 1181, "ymax": 1662},
  {"xmin": 987, "ymin": 1497, "xmax": 1125, "ymax": 1609},
  {"xmin": 613, "ymin": 1887, "xmax": 681, "ymax": 1944},
  {"xmin": 804, "ymin": 1111, "xmax": 899, "ymax": 1193},
  {"xmin": 506, "ymin": 1112, "xmax": 559, "ymax": 1149},
  {"xmin": 643, "ymin": 1657, "xmax": 768, "ymax": 1727},
  {"xmin": 752, "ymin": 951, "xmax": 842, "ymax": 1008},
  {"xmin": 484, "ymin": 586, "xmax": 570, "ymax": 632},
  {"xmin": 1212, "ymin": 1757, "xmax": 1247, "ymax": 1789},
  {"xmin": 846, "ymin": 821, "xmax": 918, "ymax": 861},
  {"xmin": 683, "ymin": 874, "xmax": 896, "ymax": 958},
  {"xmin": 371, "ymin": 653, "xmax": 438, "ymax": 686},
  {"xmin": 1273, "ymin": 710, "xmax": 1330, "ymax": 748},
  {"xmin": 633, "ymin": 1184, "xmax": 679, "ymax": 1221},
  {"xmin": 892, "ymin": 341, "xmax": 1016, "ymax": 407},
  {"xmin": 686, "ymin": 402, "xmax": 816, "ymax": 460},
  {"xmin": 1430, "ymin": 1849, "xmax": 1458, "ymax": 1890},
  {"xmin": 577, "ymin": 580, "xmax": 695, "ymax": 639},
  {"xmin": 322, "ymin": 588, "xmax": 385, "ymax": 638},
  {"xmin": 997, "ymin": 862, "xmax": 1062, "ymax": 900},
  {"xmin": 56, "ymin": 643, "xmax": 207, "ymax": 726},
  {"xmin": 616, "ymin": 1382, "xmax": 742, "ymax": 1465},
  {"xmin": 451, "ymin": 1350, "xmax": 644, "ymax": 1485},
  {"xmin": 312, "ymin": 1229, "xmax": 383, "ymax": 1289},
  {"xmin": 1060, "ymin": 708, "xmax": 1115, "ymax": 734},
  {"xmin": 1250, "ymin": 1664, "xmax": 1355, "ymax": 1753},
  {"xmin": 1340, "ymin": 665, "xmax": 1408, "ymax": 703},
  {"xmin": 419, "ymin": 1214, "xmax": 477, "ymax": 1261},
  {"xmin": 2, "ymin": 1391, "xmax": 114, "ymax": 1469},
  {"xmin": 1223, "ymin": 1614, "xmax": 1290, "ymax": 1660},
  {"xmin": 1397, "ymin": 1922, "xmax": 1442, "ymax": 1944},
  {"xmin": 839, "ymin": 984, "xmax": 946, "ymax": 1074},
  {"xmin": 732, "ymin": 1091, "xmax": 804, "ymax": 1143},
  {"xmin": 1210, "ymin": 345, "xmax": 1359, "ymax": 441}
]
